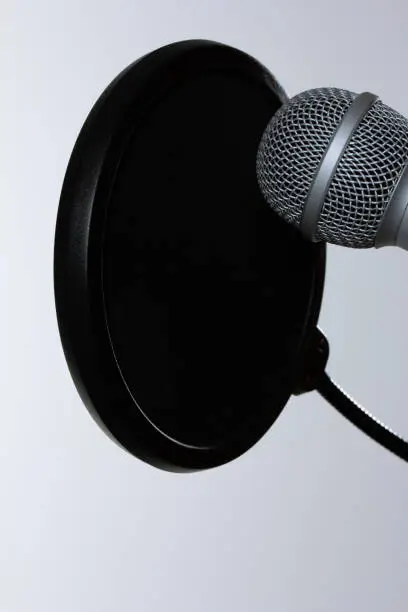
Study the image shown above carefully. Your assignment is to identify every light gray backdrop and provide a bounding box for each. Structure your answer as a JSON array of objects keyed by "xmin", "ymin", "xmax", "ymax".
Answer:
[{"xmin": 2, "ymin": 0, "xmax": 408, "ymax": 610}]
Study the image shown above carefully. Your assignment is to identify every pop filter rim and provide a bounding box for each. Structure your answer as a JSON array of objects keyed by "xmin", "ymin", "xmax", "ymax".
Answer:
[{"xmin": 54, "ymin": 39, "xmax": 326, "ymax": 471}]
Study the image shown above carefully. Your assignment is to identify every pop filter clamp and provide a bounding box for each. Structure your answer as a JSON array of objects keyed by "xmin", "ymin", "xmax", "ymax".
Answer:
[{"xmin": 54, "ymin": 39, "xmax": 408, "ymax": 471}]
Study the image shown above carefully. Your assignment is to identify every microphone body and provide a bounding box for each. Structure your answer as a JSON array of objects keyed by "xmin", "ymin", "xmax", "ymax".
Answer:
[{"xmin": 256, "ymin": 87, "xmax": 408, "ymax": 251}]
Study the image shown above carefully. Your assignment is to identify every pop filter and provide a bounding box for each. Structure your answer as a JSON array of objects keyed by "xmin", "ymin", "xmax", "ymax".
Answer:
[{"xmin": 54, "ymin": 39, "xmax": 327, "ymax": 472}]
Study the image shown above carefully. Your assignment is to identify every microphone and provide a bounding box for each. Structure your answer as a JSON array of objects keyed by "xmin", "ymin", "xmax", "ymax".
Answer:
[{"xmin": 256, "ymin": 87, "xmax": 408, "ymax": 251}]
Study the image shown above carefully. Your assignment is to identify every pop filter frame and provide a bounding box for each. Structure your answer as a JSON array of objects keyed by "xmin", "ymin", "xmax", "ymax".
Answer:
[{"xmin": 54, "ymin": 39, "xmax": 326, "ymax": 472}]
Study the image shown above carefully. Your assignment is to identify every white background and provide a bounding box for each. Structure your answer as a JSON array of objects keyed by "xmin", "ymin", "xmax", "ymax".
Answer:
[{"xmin": 2, "ymin": 0, "xmax": 408, "ymax": 610}]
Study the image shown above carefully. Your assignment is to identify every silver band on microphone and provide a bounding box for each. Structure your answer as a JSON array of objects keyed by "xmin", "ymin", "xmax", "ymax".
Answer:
[{"xmin": 300, "ymin": 92, "xmax": 379, "ymax": 241}]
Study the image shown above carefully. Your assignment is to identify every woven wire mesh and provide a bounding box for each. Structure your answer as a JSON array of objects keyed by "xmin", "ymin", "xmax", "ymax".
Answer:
[
  {"xmin": 256, "ymin": 88, "xmax": 408, "ymax": 248},
  {"xmin": 256, "ymin": 88, "xmax": 357, "ymax": 227},
  {"xmin": 316, "ymin": 100, "xmax": 408, "ymax": 247}
]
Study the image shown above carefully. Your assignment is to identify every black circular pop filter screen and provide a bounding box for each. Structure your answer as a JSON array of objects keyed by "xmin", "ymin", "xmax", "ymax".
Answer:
[{"xmin": 54, "ymin": 40, "xmax": 325, "ymax": 471}]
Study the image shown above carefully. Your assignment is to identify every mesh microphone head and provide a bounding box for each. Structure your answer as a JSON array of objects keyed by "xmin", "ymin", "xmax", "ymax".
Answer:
[{"xmin": 256, "ymin": 87, "xmax": 408, "ymax": 248}]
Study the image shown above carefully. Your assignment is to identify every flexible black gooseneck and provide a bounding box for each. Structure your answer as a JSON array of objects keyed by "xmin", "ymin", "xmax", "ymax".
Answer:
[{"xmin": 317, "ymin": 372, "xmax": 408, "ymax": 463}]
